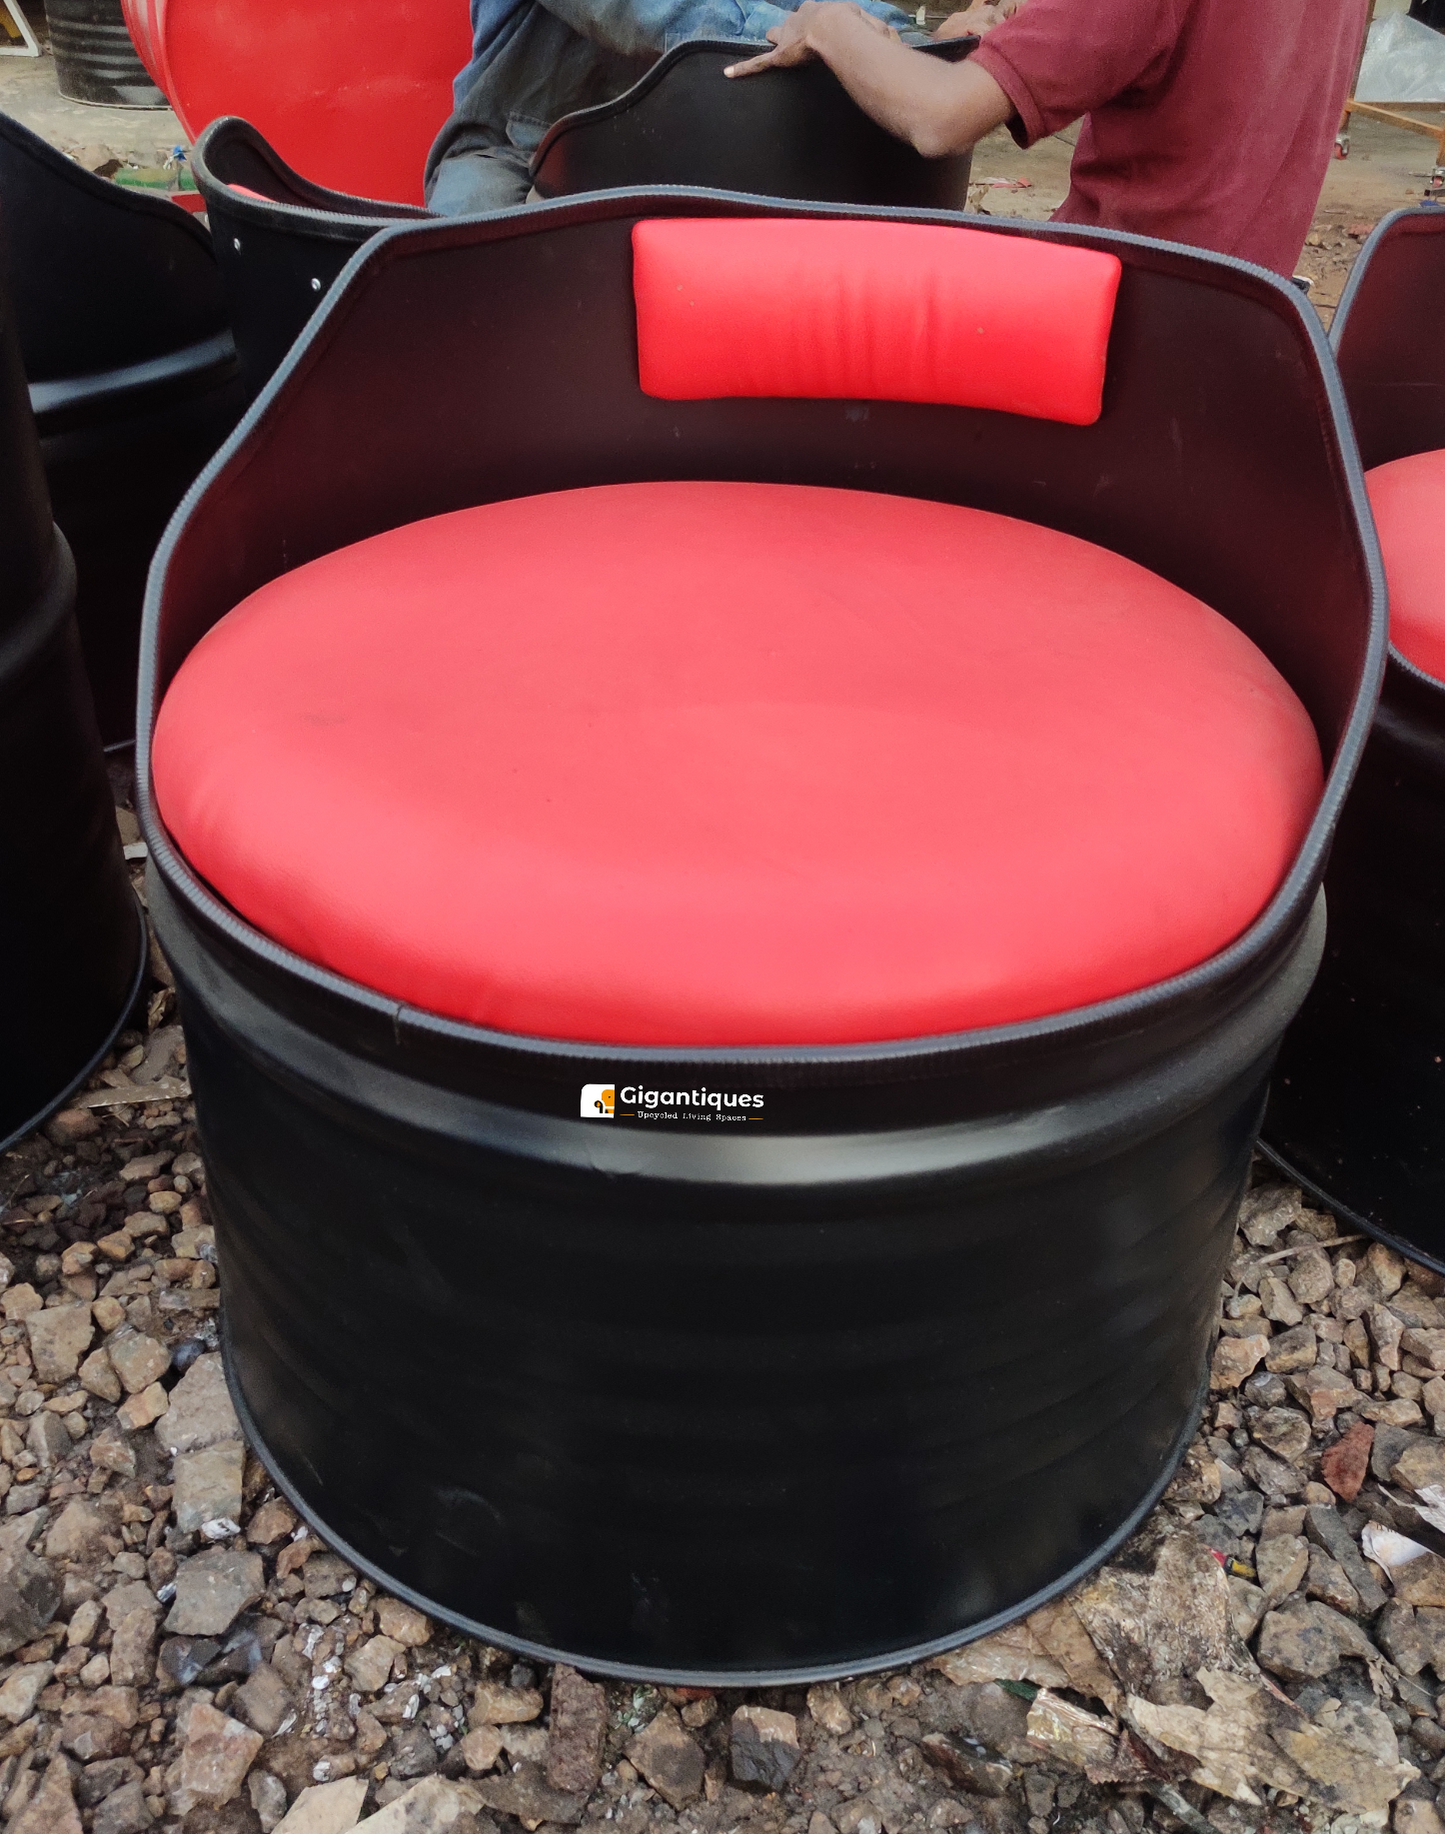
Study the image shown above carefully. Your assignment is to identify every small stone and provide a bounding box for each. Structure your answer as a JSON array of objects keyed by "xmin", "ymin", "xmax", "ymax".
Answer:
[
  {"xmin": 345, "ymin": 1634, "xmax": 402, "ymax": 1694},
  {"xmin": 60, "ymin": 1716, "xmax": 131, "ymax": 1762},
  {"xmin": 1211, "ymin": 1333, "xmax": 1269, "ymax": 1390},
  {"xmin": 109, "ymin": 1609, "xmax": 158, "ymax": 1688},
  {"xmin": 457, "ymin": 1727, "xmax": 503, "ymax": 1774},
  {"xmin": 46, "ymin": 1110, "xmax": 99, "ymax": 1146},
  {"xmin": 1305, "ymin": 1503, "xmax": 1389, "ymax": 1612},
  {"xmin": 1227, "ymin": 1577, "xmax": 1267, "ymax": 1642},
  {"xmin": 1265, "ymin": 1324, "xmax": 1318, "ymax": 1374},
  {"xmin": 106, "ymin": 1331, "xmax": 169, "ymax": 1397},
  {"xmin": 545, "ymin": 1664, "xmax": 605, "ymax": 1797},
  {"xmin": 1256, "ymin": 1598, "xmax": 1376, "ymax": 1680},
  {"xmin": 89, "ymin": 1686, "xmax": 139, "ymax": 1727},
  {"xmin": 1256, "ymin": 1533, "xmax": 1309, "ymax": 1604},
  {"xmin": 234, "ymin": 1663, "xmax": 294, "ymax": 1738},
  {"xmin": 468, "ymin": 1682, "xmax": 542, "ymax": 1725},
  {"xmin": 2, "ymin": 1285, "xmax": 42, "ymax": 1322},
  {"xmin": 246, "ymin": 1500, "xmax": 297, "ymax": 1546},
  {"xmin": 102, "ymin": 1582, "xmax": 159, "ymax": 1629},
  {"xmin": 172, "ymin": 1440, "xmax": 245, "ymax": 1537},
  {"xmin": 389, "ymin": 1724, "xmax": 438, "ymax": 1781},
  {"xmin": 1377, "ymin": 1599, "xmax": 1427, "ymax": 1675},
  {"xmin": 918, "ymin": 1733, "xmax": 1014, "ymax": 1796},
  {"xmin": 92, "ymin": 1781, "xmax": 154, "ymax": 1834},
  {"xmin": 473, "ymin": 1763, "xmax": 585, "ymax": 1827},
  {"xmin": 79, "ymin": 1652, "xmax": 110, "ymax": 1687},
  {"xmin": 0, "ymin": 1662, "xmax": 52, "ymax": 1722},
  {"xmin": 1251, "ymin": 1406, "xmax": 1311, "ymax": 1462},
  {"xmin": 155, "ymin": 1354, "xmax": 238, "ymax": 1455},
  {"xmin": 1402, "ymin": 1329, "xmax": 1445, "ymax": 1373},
  {"xmin": 11, "ymin": 1756, "xmax": 83, "ymax": 1834},
  {"xmin": 1395, "ymin": 1802, "xmax": 1445, "ymax": 1834},
  {"xmin": 27, "ymin": 1413, "xmax": 69, "ymax": 1470},
  {"xmin": 1393, "ymin": 1439, "xmax": 1445, "ymax": 1494},
  {"xmin": 807, "ymin": 1686, "xmax": 853, "ymax": 1736},
  {"xmin": 1241, "ymin": 1444, "xmax": 1304, "ymax": 1501},
  {"xmin": 116, "ymin": 1385, "xmax": 168, "ymax": 1433},
  {"xmin": 373, "ymin": 1597, "xmax": 430, "ymax": 1645},
  {"xmin": 67, "ymin": 1598, "xmax": 102, "ymax": 1647},
  {"xmin": 44, "ymin": 1501, "xmax": 109, "ymax": 1561},
  {"xmin": 168, "ymin": 1702, "xmax": 264, "ymax": 1814},
  {"xmin": 1288, "ymin": 1248, "xmax": 1334, "ymax": 1306},
  {"xmin": 91, "ymin": 1299, "xmax": 126, "ymax": 1334},
  {"xmin": 165, "ymin": 1548, "xmax": 264, "ymax": 1636},
  {"xmin": 156, "ymin": 1634, "xmax": 221, "ymax": 1690},
  {"xmin": 78, "ymin": 1350, "xmax": 122, "ymax": 1405},
  {"xmin": 1361, "ymin": 1242, "xmax": 1406, "ymax": 1298},
  {"xmin": 25, "ymin": 1307, "xmax": 94, "ymax": 1384},
  {"xmin": 0, "ymin": 1548, "xmax": 60, "ymax": 1657},
  {"xmin": 1394, "ymin": 1553, "xmax": 1445, "ymax": 1608},
  {"xmin": 273, "ymin": 1780, "xmax": 369, "ymax": 1834},
  {"xmin": 1287, "ymin": 1364, "xmax": 1357, "ymax": 1424},
  {"xmin": 250, "ymin": 1773, "xmax": 289, "ymax": 1834},
  {"xmin": 77, "ymin": 1762, "xmax": 143, "ymax": 1810},
  {"xmin": 340, "ymin": 1778, "xmax": 482, "ymax": 1834},
  {"xmin": 1322, "ymin": 1420, "xmax": 1375, "ymax": 1501},
  {"xmin": 1305, "ymin": 1546, "xmax": 1361, "ymax": 1615},
  {"xmin": 1259, "ymin": 1275, "xmax": 1304, "ymax": 1327},
  {"xmin": 627, "ymin": 1707, "xmax": 705, "ymax": 1810},
  {"xmin": 729, "ymin": 1705, "xmax": 801, "ymax": 1790}
]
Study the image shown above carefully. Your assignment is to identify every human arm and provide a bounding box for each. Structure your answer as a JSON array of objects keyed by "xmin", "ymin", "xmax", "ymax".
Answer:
[{"xmin": 724, "ymin": 0, "xmax": 1014, "ymax": 160}]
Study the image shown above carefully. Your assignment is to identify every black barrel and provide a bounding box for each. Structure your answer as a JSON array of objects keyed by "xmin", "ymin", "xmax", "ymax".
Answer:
[
  {"xmin": 0, "ymin": 273, "xmax": 145, "ymax": 1148},
  {"xmin": 137, "ymin": 193, "xmax": 1382, "ymax": 1682},
  {"xmin": 43, "ymin": 0, "xmax": 165, "ymax": 105}
]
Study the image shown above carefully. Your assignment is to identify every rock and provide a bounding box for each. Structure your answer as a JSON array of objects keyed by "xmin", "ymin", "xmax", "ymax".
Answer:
[
  {"xmin": 1256, "ymin": 1599, "xmax": 1376, "ymax": 1680},
  {"xmin": 109, "ymin": 1609, "xmax": 157, "ymax": 1687},
  {"xmin": 157, "ymin": 1635, "xmax": 222, "ymax": 1691},
  {"xmin": 234, "ymin": 1663, "xmax": 293, "ymax": 1738},
  {"xmin": 1025, "ymin": 1599, "xmax": 1125, "ymax": 1714},
  {"xmin": 0, "ymin": 1662, "xmax": 52, "ymax": 1723},
  {"xmin": 3, "ymin": 1284, "xmax": 42, "ymax": 1322},
  {"xmin": 44, "ymin": 1501, "xmax": 109, "ymax": 1561},
  {"xmin": 345, "ymin": 1635, "xmax": 402, "ymax": 1694},
  {"xmin": 106, "ymin": 1330, "xmax": 170, "ymax": 1396},
  {"xmin": 1402, "ymin": 1329, "xmax": 1445, "ymax": 1373},
  {"xmin": 919, "ymin": 1733, "xmax": 1014, "ymax": 1796},
  {"xmin": 1242, "ymin": 1444, "xmax": 1304, "ymax": 1500},
  {"xmin": 93, "ymin": 1782, "xmax": 154, "ymax": 1834},
  {"xmin": 1265, "ymin": 1325, "xmax": 1318, "ymax": 1374},
  {"xmin": 373, "ymin": 1598, "xmax": 430, "ymax": 1646},
  {"xmin": 88, "ymin": 1687, "xmax": 139, "ymax": 1728},
  {"xmin": 25, "ymin": 1307, "xmax": 93, "ymax": 1383},
  {"xmin": 467, "ymin": 1683, "xmax": 541, "ymax": 1726},
  {"xmin": 249, "ymin": 1774, "xmax": 289, "ymax": 1834},
  {"xmin": 245, "ymin": 1501, "xmax": 296, "ymax": 1546},
  {"xmin": 60, "ymin": 1717, "xmax": 131, "ymax": 1762},
  {"xmin": 1259, "ymin": 1275, "xmax": 1304, "ymax": 1327},
  {"xmin": 348, "ymin": 1778, "xmax": 483, "ymax": 1834},
  {"xmin": 1415, "ymin": 1606, "xmax": 1445, "ymax": 1676},
  {"xmin": 166, "ymin": 1549, "xmax": 264, "ymax": 1636},
  {"xmin": 27, "ymin": 1413, "xmax": 69, "ymax": 1470},
  {"xmin": 0, "ymin": 1547, "xmax": 60, "ymax": 1656},
  {"xmin": 172, "ymin": 1441, "xmax": 245, "ymax": 1537},
  {"xmin": 1256, "ymin": 1534, "xmax": 1309, "ymax": 1605},
  {"xmin": 806, "ymin": 1686, "xmax": 853, "ymax": 1736},
  {"xmin": 302, "ymin": 1553, "xmax": 355, "ymax": 1599},
  {"xmin": 46, "ymin": 1109, "xmax": 99, "ymax": 1145},
  {"xmin": 545, "ymin": 1664, "xmax": 605, "ymax": 1797},
  {"xmin": 388, "ymin": 1725, "xmax": 437, "ymax": 1781},
  {"xmin": 1395, "ymin": 1802, "xmax": 1444, "ymax": 1834},
  {"xmin": 1393, "ymin": 1553, "xmax": 1445, "ymax": 1608},
  {"xmin": 1288, "ymin": 1247, "xmax": 1334, "ymax": 1306},
  {"xmin": 1305, "ymin": 1505, "xmax": 1388, "ymax": 1612},
  {"xmin": 273, "ymin": 1781, "xmax": 369, "ymax": 1834},
  {"xmin": 103, "ymin": 1582, "xmax": 159, "ymax": 1628},
  {"xmin": 1393, "ymin": 1439, "xmax": 1445, "ymax": 1495},
  {"xmin": 931, "ymin": 1622, "xmax": 1070, "ymax": 1691},
  {"xmin": 1251, "ymin": 1406, "xmax": 1312, "ymax": 1462},
  {"xmin": 1211, "ymin": 1334, "xmax": 1269, "ymax": 1390},
  {"xmin": 168, "ymin": 1703, "xmax": 264, "ymax": 1814},
  {"xmin": 1378, "ymin": 1600, "xmax": 1428, "ymax": 1675},
  {"xmin": 730, "ymin": 1705, "xmax": 801, "ymax": 1790},
  {"xmin": 1228, "ymin": 1577, "xmax": 1268, "ymax": 1642},
  {"xmin": 473, "ymin": 1762, "xmax": 585, "ymax": 1826},
  {"xmin": 1360, "ymin": 1242, "xmax": 1407, "ymax": 1298},
  {"xmin": 89, "ymin": 1430, "xmax": 135, "ymax": 1478},
  {"xmin": 11, "ymin": 1756, "xmax": 83, "ymax": 1834},
  {"xmin": 1306, "ymin": 1546, "xmax": 1362, "ymax": 1615},
  {"xmin": 1288, "ymin": 1365, "xmax": 1357, "ymax": 1424},
  {"xmin": 1323, "ymin": 1421, "xmax": 1375, "ymax": 1501},
  {"xmin": 78, "ymin": 1350, "xmax": 123, "ymax": 1404},
  {"xmin": 155, "ymin": 1354, "xmax": 238, "ymax": 1455},
  {"xmin": 457, "ymin": 1728, "xmax": 502, "ymax": 1774},
  {"xmin": 626, "ymin": 1707, "xmax": 705, "ymax": 1810},
  {"xmin": 116, "ymin": 1384, "xmax": 168, "ymax": 1433},
  {"xmin": 77, "ymin": 1762, "xmax": 143, "ymax": 1810}
]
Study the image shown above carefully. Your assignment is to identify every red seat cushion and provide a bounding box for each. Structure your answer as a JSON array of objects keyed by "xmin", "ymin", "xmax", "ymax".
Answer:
[
  {"xmin": 152, "ymin": 481, "xmax": 1322, "ymax": 1047},
  {"xmin": 1367, "ymin": 449, "xmax": 1445, "ymax": 682}
]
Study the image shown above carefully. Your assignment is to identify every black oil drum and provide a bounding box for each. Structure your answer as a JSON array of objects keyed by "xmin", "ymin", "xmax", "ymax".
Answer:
[{"xmin": 43, "ymin": 0, "xmax": 166, "ymax": 106}]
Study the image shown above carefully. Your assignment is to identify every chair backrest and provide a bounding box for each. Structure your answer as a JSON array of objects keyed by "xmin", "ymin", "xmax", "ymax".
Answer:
[
  {"xmin": 1332, "ymin": 206, "xmax": 1445, "ymax": 473},
  {"xmin": 130, "ymin": 0, "xmax": 470, "ymax": 205},
  {"xmin": 0, "ymin": 108, "xmax": 228, "ymax": 384},
  {"xmin": 532, "ymin": 38, "xmax": 976, "ymax": 206},
  {"xmin": 193, "ymin": 117, "xmax": 429, "ymax": 399}
]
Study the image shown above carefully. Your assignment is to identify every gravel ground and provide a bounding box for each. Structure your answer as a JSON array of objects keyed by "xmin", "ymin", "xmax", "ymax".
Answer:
[{"xmin": 5, "ymin": 847, "xmax": 1445, "ymax": 1834}]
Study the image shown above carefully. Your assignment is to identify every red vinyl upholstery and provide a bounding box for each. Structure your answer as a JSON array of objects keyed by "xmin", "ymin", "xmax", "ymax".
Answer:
[
  {"xmin": 633, "ymin": 219, "xmax": 1121, "ymax": 425},
  {"xmin": 1366, "ymin": 449, "xmax": 1445, "ymax": 683},
  {"xmin": 152, "ymin": 481, "xmax": 1321, "ymax": 1047}
]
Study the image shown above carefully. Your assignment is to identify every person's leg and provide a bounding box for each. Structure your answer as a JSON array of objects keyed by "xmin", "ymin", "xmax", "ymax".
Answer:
[{"xmin": 425, "ymin": 143, "xmax": 534, "ymax": 213}]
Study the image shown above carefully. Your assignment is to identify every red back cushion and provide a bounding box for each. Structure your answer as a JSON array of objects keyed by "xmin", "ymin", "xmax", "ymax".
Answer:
[
  {"xmin": 632, "ymin": 218, "xmax": 1121, "ymax": 425},
  {"xmin": 1366, "ymin": 448, "xmax": 1445, "ymax": 683}
]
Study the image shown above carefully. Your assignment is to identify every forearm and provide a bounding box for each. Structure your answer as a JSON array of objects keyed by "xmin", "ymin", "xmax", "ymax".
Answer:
[{"xmin": 794, "ymin": 10, "xmax": 1013, "ymax": 154}]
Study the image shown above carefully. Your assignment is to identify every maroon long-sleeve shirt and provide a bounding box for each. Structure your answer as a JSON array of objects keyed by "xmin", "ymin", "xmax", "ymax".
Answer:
[{"xmin": 969, "ymin": 0, "xmax": 1369, "ymax": 276}]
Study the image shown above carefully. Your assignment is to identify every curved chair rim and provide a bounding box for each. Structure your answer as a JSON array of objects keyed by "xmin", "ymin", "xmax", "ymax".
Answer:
[
  {"xmin": 136, "ymin": 189, "xmax": 1388, "ymax": 1079},
  {"xmin": 0, "ymin": 108, "xmax": 216, "ymax": 249},
  {"xmin": 192, "ymin": 116, "xmax": 433, "ymax": 232},
  {"xmin": 1329, "ymin": 201, "xmax": 1445, "ymax": 710},
  {"xmin": 529, "ymin": 33, "xmax": 975, "ymax": 176}
]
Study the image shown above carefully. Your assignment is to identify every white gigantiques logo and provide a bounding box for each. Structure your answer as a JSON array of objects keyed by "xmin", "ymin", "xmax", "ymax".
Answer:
[
  {"xmin": 580, "ymin": 1084, "xmax": 615, "ymax": 1119},
  {"xmin": 578, "ymin": 1083, "xmax": 766, "ymax": 1118}
]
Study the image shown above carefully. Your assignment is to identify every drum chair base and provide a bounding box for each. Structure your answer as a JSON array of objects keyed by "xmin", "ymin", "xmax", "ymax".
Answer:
[{"xmin": 155, "ymin": 868, "xmax": 1323, "ymax": 1681}]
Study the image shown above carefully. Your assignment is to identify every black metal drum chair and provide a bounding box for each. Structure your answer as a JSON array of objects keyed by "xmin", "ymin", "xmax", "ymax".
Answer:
[
  {"xmin": 137, "ymin": 193, "xmax": 1381, "ymax": 1682},
  {"xmin": 531, "ymin": 37, "xmax": 977, "ymax": 205},
  {"xmin": 191, "ymin": 117, "xmax": 431, "ymax": 403},
  {"xmin": 0, "ymin": 274, "xmax": 145, "ymax": 1148},
  {"xmin": 1263, "ymin": 206, "xmax": 1445, "ymax": 1270},
  {"xmin": 0, "ymin": 111, "xmax": 244, "ymax": 745}
]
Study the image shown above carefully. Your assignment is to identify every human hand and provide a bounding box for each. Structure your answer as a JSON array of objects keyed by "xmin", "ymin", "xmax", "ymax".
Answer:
[
  {"xmin": 933, "ymin": 0, "xmax": 1018, "ymax": 35},
  {"xmin": 724, "ymin": 1, "xmax": 893, "ymax": 76}
]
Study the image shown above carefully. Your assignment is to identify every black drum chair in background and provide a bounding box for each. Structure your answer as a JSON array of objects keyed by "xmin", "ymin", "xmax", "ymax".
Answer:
[
  {"xmin": 1263, "ymin": 206, "xmax": 1445, "ymax": 1270},
  {"xmin": 531, "ymin": 37, "xmax": 977, "ymax": 204},
  {"xmin": 0, "ymin": 274, "xmax": 144, "ymax": 1148},
  {"xmin": 191, "ymin": 117, "xmax": 430, "ymax": 402},
  {"xmin": 137, "ymin": 194, "xmax": 1380, "ymax": 1682},
  {"xmin": 0, "ymin": 111, "xmax": 243, "ymax": 744}
]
